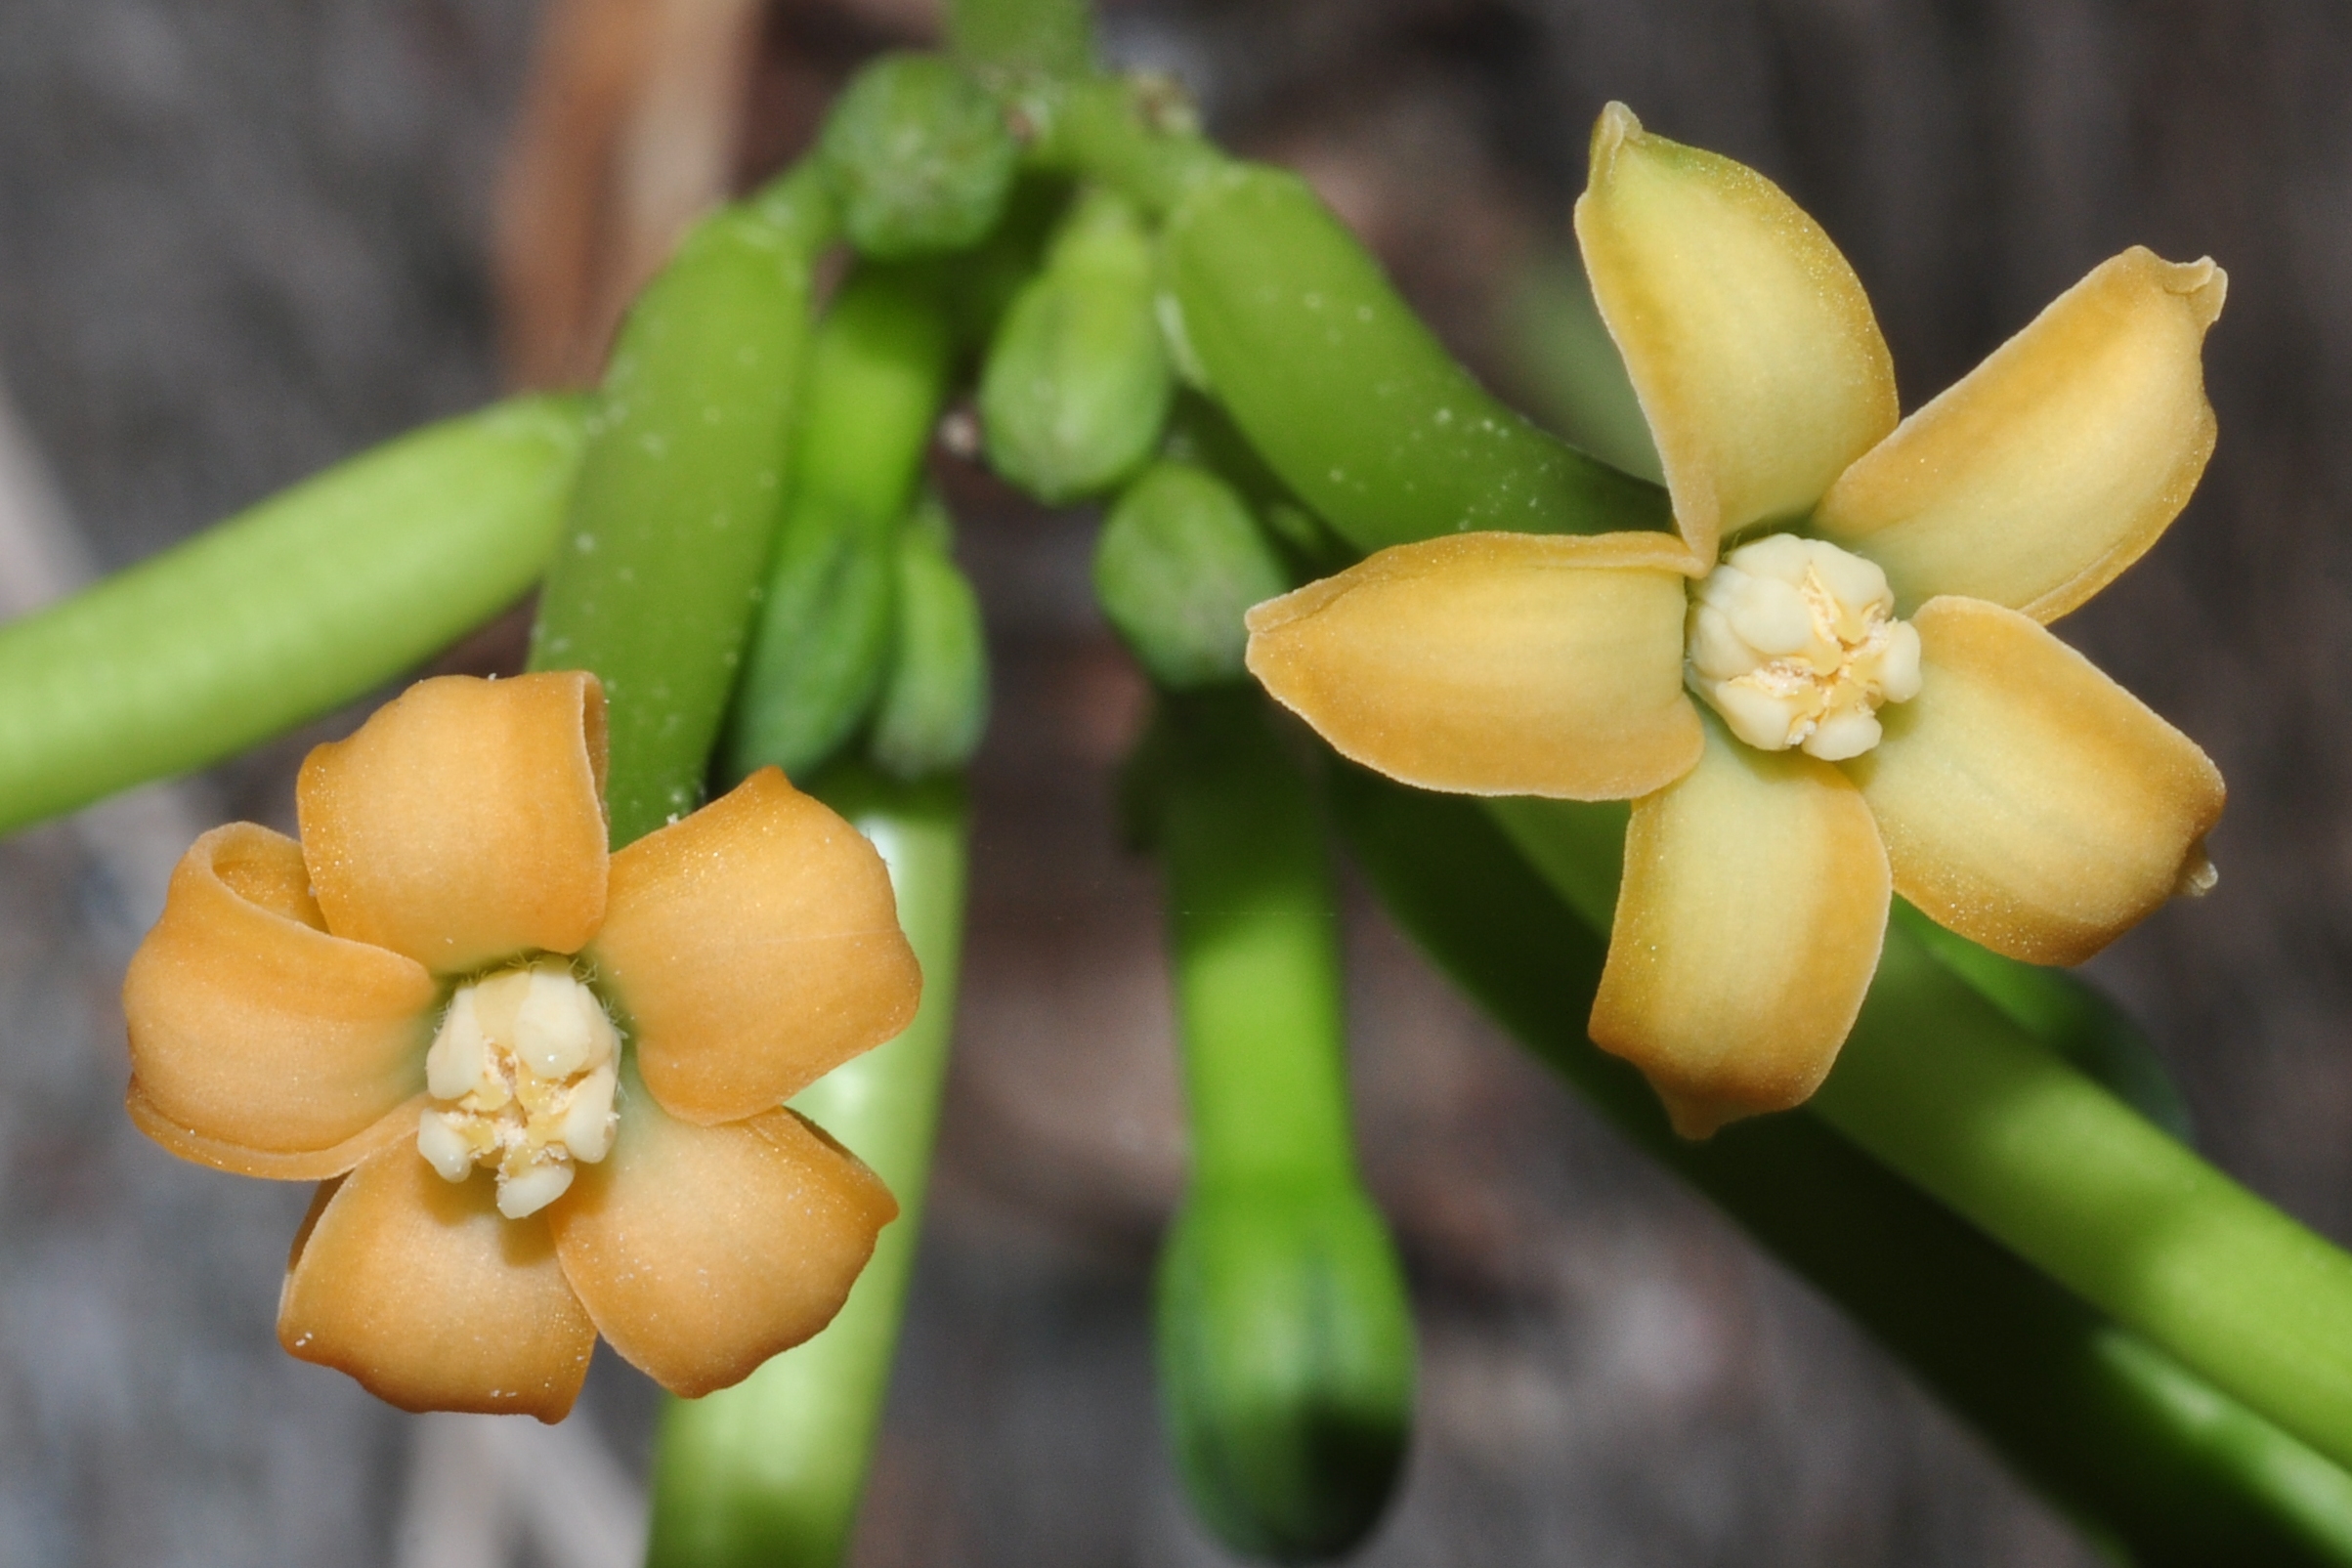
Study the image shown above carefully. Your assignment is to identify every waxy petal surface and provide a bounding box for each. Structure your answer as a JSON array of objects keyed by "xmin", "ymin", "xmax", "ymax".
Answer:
[
  {"xmin": 1575, "ymin": 103, "xmax": 1898, "ymax": 564},
  {"xmin": 1593, "ymin": 719, "xmax": 1890, "ymax": 1138},
  {"xmin": 1849, "ymin": 597, "xmax": 2225, "ymax": 964},
  {"xmin": 590, "ymin": 768, "xmax": 920, "ymax": 1125},
  {"xmin": 547, "ymin": 1087, "xmax": 898, "ymax": 1397},
  {"xmin": 123, "ymin": 824, "xmax": 435, "ymax": 1168},
  {"xmin": 1817, "ymin": 249, "xmax": 2226, "ymax": 621},
  {"xmin": 129, "ymin": 1084, "xmax": 425, "ymax": 1180},
  {"xmin": 1244, "ymin": 531, "xmax": 1703, "ymax": 800},
  {"xmin": 297, "ymin": 671, "xmax": 609, "ymax": 974},
  {"xmin": 278, "ymin": 1143, "xmax": 597, "ymax": 1421}
]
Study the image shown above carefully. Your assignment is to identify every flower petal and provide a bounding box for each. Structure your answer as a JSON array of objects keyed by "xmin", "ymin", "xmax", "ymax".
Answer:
[
  {"xmin": 128, "ymin": 1083, "xmax": 425, "ymax": 1180},
  {"xmin": 1243, "ymin": 531, "xmax": 1704, "ymax": 800},
  {"xmin": 1848, "ymin": 596, "xmax": 2224, "ymax": 965},
  {"xmin": 296, "ymin": 671, "xmax": 609, "ymax": 974},
  {"xmin": 1574, "ymin": 103, "xmax": 1898, "ymax": 564},
  {"xmin": 1815, "ymin": 249, "xmax": 2226, "ymax": 621},
  {"xmin": 1592, "ymin": 717, "xmax": 1890, "ymax": 1138},
  {"xmin": 278, "ymin": 1143, "xmax": 598, "ymax": 1420},
  {"xmin": 546, "ymin": 1083, "xmax": 898, "ymax": 1397},
  {"xmin": 122, "ymin": 823, "xmax": 437, "ymax": 1170},
  {"xmin": 587, "ymin": 768, "xmax": 921, "ymax": 1124}
]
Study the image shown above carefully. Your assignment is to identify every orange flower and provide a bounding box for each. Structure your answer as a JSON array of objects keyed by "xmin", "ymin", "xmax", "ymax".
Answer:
[
  {"xmin": 123, "ymin": 671, "xmax": 919, "ymax": 1420},
  {"xmin": 1247, "ymin": 105, "xmax": 2226, "ymax": 1136}
]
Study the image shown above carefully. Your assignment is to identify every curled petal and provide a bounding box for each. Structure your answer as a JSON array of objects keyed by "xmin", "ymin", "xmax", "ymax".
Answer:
[
  {"xmin": 1575, "ymin": 103, "xmax": 1898, "ymax": 564},
  {"xmin": 129, "ymin": 1084, "xmax": 425, "ymax": 1180},
  {"xmin": 1244, "ymin": 531, "xmax": 1704, "ymax": 800},
  {"xmin": 1592, "ymin": 718, "xmax": 1890, "ymax": 1138},
  {"xmin": 1817, "ymin": 249, "xmax": 2226, "ymax": 621},
  {"xmin": 297, "ymin": 671, "xmax": 609, "ymax": 974},
  {"xmin": 1850, "ymin": 597, "xmax": 2224, "ymax": 965},
  {"xmin": 589, "ymin": 769, "xmax": 922, "ymax": 1124},
  {"xmin": 278, "ymin": 1143, "xmax": 598, "ymax": 1421},
  {"xmin": 547, "ymin": 1082, "xmax": 898, "ymax": 1397},
  {"xmin": 123, "ymin": 824, "xmax": 435, "ymax": 1169}
]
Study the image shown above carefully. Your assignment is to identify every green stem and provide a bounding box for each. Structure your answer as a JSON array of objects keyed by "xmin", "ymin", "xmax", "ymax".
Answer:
[
  {"xmin": 1334, "ymin": 767, "xmax": 2352, "ymax": 1565},
  {"xmin": 1154, "ymin": 692, "xmax": 1357, "ymax": 1183},
  {"xmin": 1016, "ymin": 74, "xmax": 1227, "ymax": 219},
  {"xmin": 0, "ymin": 396, "xmax": 584, "ymax": 838},
  {"xmin": 645, "ymin": 770, "xmax": 968, "ymax": 1568},
  {"xmin": 1814, "ymin": 936, "xmax": 2352, "ymax": 1476},
  {"xmin": 1146, "ymin": 691, "xmax": 1414, "ymax": 1562}
]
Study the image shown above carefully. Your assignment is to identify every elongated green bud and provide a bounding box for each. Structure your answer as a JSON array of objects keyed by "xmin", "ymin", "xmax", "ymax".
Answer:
[
  {"xmin": 723, "ymin": 267, "xmax": 955, "ymax": 783},
  {"xmin": 1162, "ymin": 163, "xmax": 1668, "ymax": 552},
  {"xmin": 1095, "ymin": 461, "xmax": 1287, "ymax": 689},
  {"xmin": 870, "ymin": 499, "xmax": 989, "ymax": 780},
  {"xmin": 530, "ymin": 175, "xmax": 833, "ymax": 844},
  {"xmin": 980, "ymin": 191, "xmax": 1174, "ymax": 502},
  {"xmin": 1146, "ymin": 691, "xmax": 1415, "ymax": 1562},
  {"xmin": 820, "ymin": 54, "xmax": 1017, "ymax": 260},
  {"xmin": 0, "ymin": 396, "xmax": 583, "ymax": 838},
  {"xmin": 1157, "ymin": 1181, "xmax": 1415, "ymax": 1564}
]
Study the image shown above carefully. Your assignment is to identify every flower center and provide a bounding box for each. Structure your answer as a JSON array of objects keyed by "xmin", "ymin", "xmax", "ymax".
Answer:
[
  {"xmin": 416, "ymin": 958, "xmax": 621, "ymax": 1219},
  {"xmin": 1685, "ymin": 533, "xmax": 1923, "ymax": 761}
]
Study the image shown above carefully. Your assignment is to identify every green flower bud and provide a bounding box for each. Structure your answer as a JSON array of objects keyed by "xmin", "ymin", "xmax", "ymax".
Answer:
[
  {"xmin": 1094, "ymin": 461, "xmax": 1288, "ymax": 689},
  {"xmin": 820, "ymin": 54, "xmax": 1017, "ymax": 259},
  {"xmin": 724, "ymin": 267, "xmax": 953, "ymax": 784},
  {"xmin": 1156, "ymin": 1179, "xmax": 1415, "ymax": 1564},
  {"xmin": 980, "ymin": 191, "xmax": 1174, "ymax": 502},
  {"xmin": 870, "ymin": 498, "xmax": 990, "ymax": 780}
]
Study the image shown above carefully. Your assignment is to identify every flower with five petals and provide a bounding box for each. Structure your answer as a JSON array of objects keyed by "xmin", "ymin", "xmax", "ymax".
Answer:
[
  {"xmin": 123, "ymin": 670, "xmax": 919, "ymax": 1418},
  {"xmin": 1246, "ymin": 104, "xmax": 2227, "ymax": 1136}
]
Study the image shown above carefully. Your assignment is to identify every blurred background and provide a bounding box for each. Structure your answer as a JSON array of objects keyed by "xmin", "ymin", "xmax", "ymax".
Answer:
[{"xmin": 4, "ymin": 1, "xmax": 2350, "ymax": 1563}]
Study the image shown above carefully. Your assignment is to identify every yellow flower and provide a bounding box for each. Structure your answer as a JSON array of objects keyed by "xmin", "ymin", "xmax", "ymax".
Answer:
[
  {"xmin": 1246, "ymin": 104, "xmax": 2227, "ymax": 1137},
  {"xmin": 122, "ymin": 671, "xmax": 919, "ymax": 1419}
]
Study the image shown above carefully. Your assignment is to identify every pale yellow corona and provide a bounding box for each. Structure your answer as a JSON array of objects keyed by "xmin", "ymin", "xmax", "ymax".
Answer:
[
  {"xmin": 417, "ymin": 958, "xmax": 621, "ymax": 1218},
  {"xmin": 1685, "ymin": 533, "xmax": 1922, "ymax": 761}
]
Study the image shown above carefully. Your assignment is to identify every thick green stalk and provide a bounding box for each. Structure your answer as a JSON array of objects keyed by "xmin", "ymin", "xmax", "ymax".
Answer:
[
  {"xmin": 1153, "ymin": 692, "xmax": 1359, "ymax": 1184},
  {"xmin": 1486, "ymin": 790, "xmax": 2352, "ymax": 1484},
  {"xmin": 1817, "ymin": 938, "xmax": 2352, "ymax": 1474},
  {"xmin": 1145, "ymin": 691, "xmax": 1414, "ymax": 1562},
  {"xmin": 1333, "ymin": 767, "xmax": 2352, "ymax": 1565},
  {"xmin": 645, "ymin": 771, "xmax": 968, "ymax": 1568},
  {"xmin": 1160, "ymin": 163, "xmax": 1669, "ymax": 552},
  {"xmin": 530, "ymin": 164, "xmax": 835, "ymax": 845},
  {"xmin": 0, "ymin": 396, "xmax": 583, "ymax": 838}
]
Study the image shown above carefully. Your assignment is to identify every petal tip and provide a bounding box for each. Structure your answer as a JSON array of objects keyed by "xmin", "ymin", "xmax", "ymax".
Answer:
[
  {"xmin": 2140, "ymin": 248, "xmax": 2228, "ymax": 327},
  {"xmin": 1589, "ymin": 102, "xmax": 1644, "ymax": 180}
]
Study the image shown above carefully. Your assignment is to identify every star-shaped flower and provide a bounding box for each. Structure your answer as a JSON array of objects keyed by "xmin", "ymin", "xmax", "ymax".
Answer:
[
  {"xmin": 123, "ymin": 671, "xmax": 919, "ymax": 1419},
  {"xmin": 1246, "ymin": 104, "xmax": 2226, "ymax": 1136}
]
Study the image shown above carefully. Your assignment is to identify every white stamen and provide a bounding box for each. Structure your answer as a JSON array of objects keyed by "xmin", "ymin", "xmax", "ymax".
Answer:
[
  {"xmin": 496, "ymin": 1160, "xmax": 576, "ymax": 1219},
  {"xmin": 414, "ymin": 960, "xmax": 625, "ymax": 1216},
  {"xmin": 416, "ymin": 1109, "xmax": 476, "ymax": 1183},
  {"xmin": 1686, "ymin": 535, "xmax": 1920, "ymax": 760}
]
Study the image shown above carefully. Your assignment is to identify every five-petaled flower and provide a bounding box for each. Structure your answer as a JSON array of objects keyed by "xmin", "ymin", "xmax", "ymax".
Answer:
[
  {"xmin": 123, "ymin": 670, "xmax": 919, "ymax": 1419},
  {"xmin": 1246, "ymin": 104, "xmax": 2227, "ymax": 1137}
]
